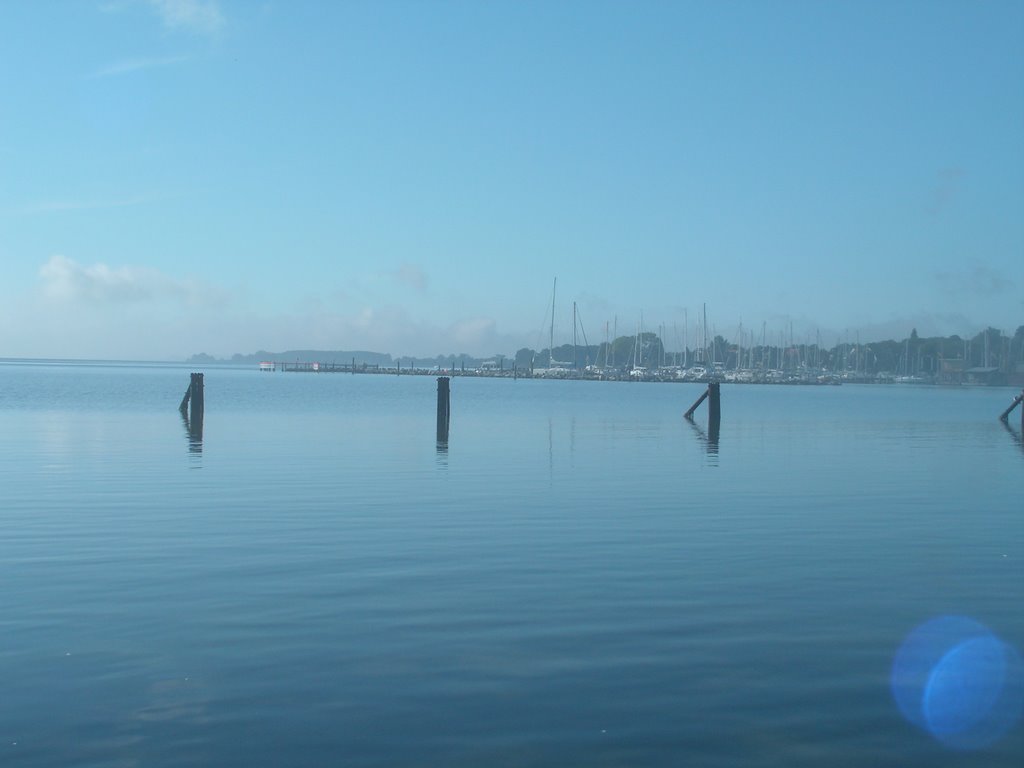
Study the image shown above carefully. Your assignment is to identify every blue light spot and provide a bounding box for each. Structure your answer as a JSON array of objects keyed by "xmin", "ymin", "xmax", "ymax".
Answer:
[
  {"xmin": 891, "ymin": 616, "xmax": 1024, "ymax": 750},
  {"xmin": 925, "ymin": 636, "xmax": 1005, "ymax": 735}
]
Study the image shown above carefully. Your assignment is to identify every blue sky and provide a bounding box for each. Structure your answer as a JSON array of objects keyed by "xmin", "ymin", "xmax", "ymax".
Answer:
[{"xmin": 1, "ymin": 0, "xmax": 1022, "ymax": 360}]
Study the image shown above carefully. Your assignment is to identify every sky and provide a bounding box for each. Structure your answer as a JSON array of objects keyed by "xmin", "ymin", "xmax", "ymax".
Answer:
[{"xmin": 1, "ymin": 0, "xmax": 1022, "ymax": 360}]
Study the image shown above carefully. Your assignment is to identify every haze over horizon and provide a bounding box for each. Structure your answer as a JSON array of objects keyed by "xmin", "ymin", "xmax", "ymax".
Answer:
[{"xmin": 2, "ymin": 1, "xmax": 1022, "ymax": 361}]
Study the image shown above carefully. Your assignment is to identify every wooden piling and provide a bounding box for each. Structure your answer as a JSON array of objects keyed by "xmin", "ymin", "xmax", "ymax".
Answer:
[
  {"xmin": 179, "ymin": 373, "xmax": 204, "ymax": 442},
  {"xmin": 999, "ymin": 391, "xmax": 1023, "ymax": 423},
  {"xmin": 708, "ymin": 381, "xmax": 721, "ymax": 425},
  {"xmin": 189, "ymin": 373, "xmax": 204, "ymax": 424},
  {"xmin": 685, "ymin": 382, "xmax": 721, "ymax": 437},
  {"xmin": 437, "ymin": 377, "xmax": 450, "ymax": 443},
  {"xmin": 707, "ymin": 416, "xmax": 720, "ymax": 449},
  {"xmin": 684, "ymin": 387, "xmax": 710, "ymax": 419}
]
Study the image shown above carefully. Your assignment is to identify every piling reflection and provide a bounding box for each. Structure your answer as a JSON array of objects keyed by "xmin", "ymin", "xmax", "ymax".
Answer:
[
  {"xmin": 548, "ymin": 416, "xmax": 554, "ymax": 483},
  {"xmin": 181, "ymin": 409, "xmax": 203, "ymax": 455},
  {"xmin": 435, "ymin": 376, "xmax": 450, "ymax": 468},
  {"xmin": 178, "ymin": 373, "xmax": 204, "ymax": 457},
  {"xmin": 1002, "ymin": 420, "xmax": 1023, "ymax": 455},
  {"xmin": 684, "ymin": 382, "xmax": 721, "ymax": 462},
  {"xmin": 686, "ymin": 416, "xmax": 720, "ymax": 461},
  {"xmin": 570, "ymin": 415, "xmax": 576, "ymax": 469}
]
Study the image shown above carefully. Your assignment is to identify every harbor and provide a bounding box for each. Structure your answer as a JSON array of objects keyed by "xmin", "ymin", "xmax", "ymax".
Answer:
[
  {"xmin": 250, "ymin": 308, "xmax": 1024, "ymax": 388},
  {"xmin": 256, "ymin": 357, "xmax": 1021, "ymax": 387}
]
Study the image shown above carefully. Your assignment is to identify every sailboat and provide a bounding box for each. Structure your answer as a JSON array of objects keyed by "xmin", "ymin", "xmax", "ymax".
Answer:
[
  {"xmin": 540, "ymin": 278, "xmax": 573, "ymax": 378},
  {"xmin": 630, "ymin": 317, "xmax": 648, "ymax": 379}
]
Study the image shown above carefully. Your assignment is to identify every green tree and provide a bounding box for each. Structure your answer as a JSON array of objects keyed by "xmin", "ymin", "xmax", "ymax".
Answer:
[
  {"xmin": 1012, "ymin": 326, "xmax": 1024, "ymax": 368},
  {"xmin": 514, "ymin": 348, "xmax": 536, "ymax": 369}
]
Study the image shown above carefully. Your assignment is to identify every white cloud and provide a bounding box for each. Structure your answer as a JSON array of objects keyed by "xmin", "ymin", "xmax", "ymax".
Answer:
[
  {"xmin": 935, "ymin": 263, "xmax": 1014, "ymax": 298},
  {"xmin": 814, "ymin": 312, "xmax": 986, "ymax": 346},
  {"xmin": 230, "ymin": 306, "xmax": 522, "ymax": 360},
  {"xmin": 39, "ymin": 255, "xmax": 218, "ymax": 306},
  {"xmin": 392, "ymin": 263, "xmax": 428, "ymax": 292},
  {"xmin": 145, "ymin": 0, "xmax": 224, "ymax": 35},
  {"xmin": 7, "ymin": 259, "xmax": 524, "ymax": 359},
  {"xmin": 927, "ymin": 167, "xmax": 966, "ymax": 215},
  {"xmin": 449, "ymin": 316, "xmax": 497, "ymax": 348},
  {"xmin": 87, "ymin": 54, "xmax": 190, "ymax": 78}
]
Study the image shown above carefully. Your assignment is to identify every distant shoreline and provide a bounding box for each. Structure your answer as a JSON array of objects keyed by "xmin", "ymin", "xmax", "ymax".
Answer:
[{"xmin": 2, "ymin": 355, "xmax": 1021, "ymax": 388}]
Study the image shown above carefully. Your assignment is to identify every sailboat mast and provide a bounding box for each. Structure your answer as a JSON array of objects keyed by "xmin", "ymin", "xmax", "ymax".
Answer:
[
  {"xmin": 703, "ymin": 303, "xmax": 708, "ymax": 365},
  {"xmin": 573, "ymin": 301, "xmax": 577, "ymax": 370},
  {"xmin": 640, "ymin": 311, "xmax": 644, "ymax": 368},
  {"xmin": 612, "ymin": 316, "xmax": 617, "ymax": 367},
  {"xmin": 684, "ymin": 309, "xmax": 688, "ymax": 368},
  {"xmin": 761, "ymin": 321, "xmax": 766, "ymax": 370},
  {"xmin": 737, "ymin": 320, "xmax": 743, "ymax": 372},
  {"xmin": 598, "ymin": 321, "xmax": 606, "ymax": 370},
  {"xmin": 549, "ymin": 278, "xmax": 557, "ymax": 367}
]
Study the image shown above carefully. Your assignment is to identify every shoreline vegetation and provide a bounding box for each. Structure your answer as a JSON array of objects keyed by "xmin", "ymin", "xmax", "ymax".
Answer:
[{"xmin": 191, "ymin": 326, "xmax": 1024, "ymax": 387}]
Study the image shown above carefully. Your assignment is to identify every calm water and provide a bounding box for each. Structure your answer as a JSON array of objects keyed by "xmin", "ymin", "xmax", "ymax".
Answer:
[{"xmin": 1, "ymin": 361, "xmax": 1021, "ymax": 767}]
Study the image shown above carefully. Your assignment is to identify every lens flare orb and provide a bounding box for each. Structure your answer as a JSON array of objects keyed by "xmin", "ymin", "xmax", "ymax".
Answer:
[{"xmin": 891, "ymin": 616, "xmax": 1024, "ymax": 750}]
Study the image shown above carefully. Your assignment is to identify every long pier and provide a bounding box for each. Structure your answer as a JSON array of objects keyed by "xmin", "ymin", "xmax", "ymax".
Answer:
[
  {"xmin": 259, "ymin": 359, "xmax": 510, "ymax": 377},
  {"xmin": 256, "ymin": 360, "xmax": 1017, "ymax": 387},
  {"xmin": 260, "ymin": 361, "xmax": 383, "ymax": 373},
  {"xmin": 256, "ymin": 360, "xmax": 855, "ymax": 384}
]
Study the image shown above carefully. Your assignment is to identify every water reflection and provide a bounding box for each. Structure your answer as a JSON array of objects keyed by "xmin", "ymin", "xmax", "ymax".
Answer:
[
  {"xmin": 181, "ymin": 409, "xmax": 203, "ymax": 456},
  {"xmin": 179, "ymin": 373, "xmax": 203, "ymax": 459},
  {"xmin": 685, "ymin": 415, "xmax": 720, "ymax": 462},
  {"xmin": 1002, "ymin": 420, "xmax": 1023, "ymax": 455},
  {"xmin": 435, "ymin": 440, "xmax": 448, "ymax": 469},
  {"xmin": 548, "ymin": 416, "xmax": 554, "ymax": 484},
  {"xmin": 570, "ymin": 415, "xmax": 576, "ymax": 469}
]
